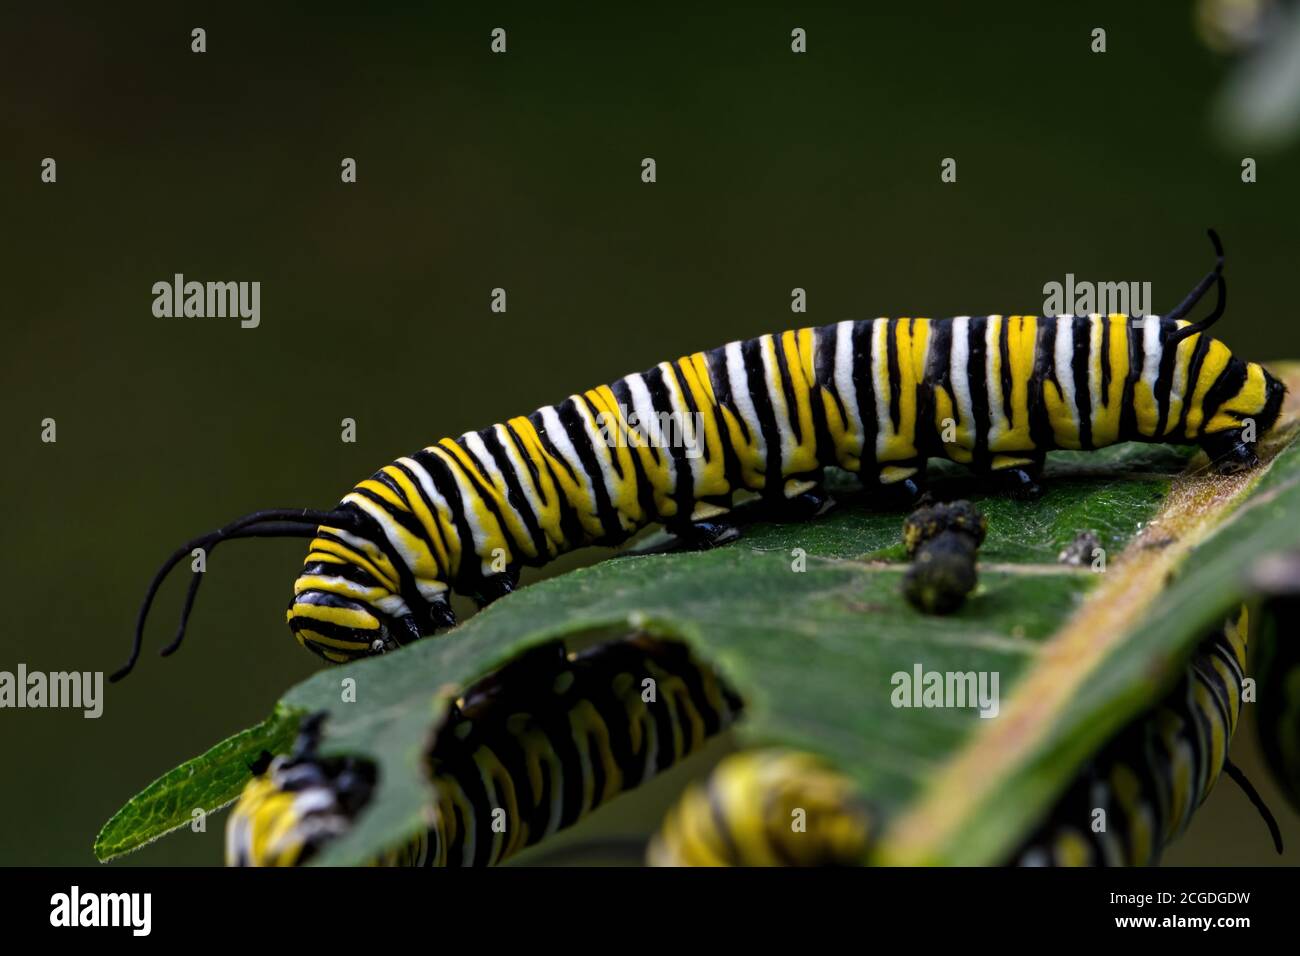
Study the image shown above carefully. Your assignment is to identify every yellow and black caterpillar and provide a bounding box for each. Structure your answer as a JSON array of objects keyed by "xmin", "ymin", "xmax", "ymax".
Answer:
[
  {"xmin": 117, "ymin": 233, "xmax": 1285, "ymax": 677},
  {"xmin": 227, "ymin": 635, "xmax": 743, "ymax": 867},
  {"xmin": 1011, "ymin": 606, "xmax": 1281, "ymax": 866},
  {"xmin": 227, "ymin": 609, "xmax": 1273, "ymax": 867}
]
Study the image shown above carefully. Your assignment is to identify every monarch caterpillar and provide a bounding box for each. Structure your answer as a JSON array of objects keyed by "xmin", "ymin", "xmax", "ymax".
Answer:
[
  {"xmin": 227, "ymin": 634, "xmax": 742, "ymax": 866},
  {"xmin": 647, "ymin": 749, "xmax": 872, "ymax": 867},
  {"xmin": 116, "ymin": 232, "xmax": 1285, "ymax": 679},
  {"xmin": 1010, "ymin": 605, "xmax": 1283, "ymax": 865},
  {"xmin": 1250, "ymin": 551, "xmax": 1300, "ymax": 814}
]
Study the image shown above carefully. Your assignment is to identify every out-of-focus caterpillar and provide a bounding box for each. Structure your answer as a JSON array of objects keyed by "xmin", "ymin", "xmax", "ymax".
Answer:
[
  {"xmin": 1011, "ymin": 605, "xmax": 1282, "ymax": 865},
  {"xmin": 227, "ymin": 635, "xmax": 742, "ymax": 866}
]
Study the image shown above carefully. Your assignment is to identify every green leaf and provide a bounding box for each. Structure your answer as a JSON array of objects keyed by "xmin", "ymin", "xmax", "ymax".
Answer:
[
  {"xmin": 97, "ymin": 366, "xmax": 1300, "ymax": 866},
  {"xmin": 93, "ymin": 705, "xmax": 302, "ymax": 862}
]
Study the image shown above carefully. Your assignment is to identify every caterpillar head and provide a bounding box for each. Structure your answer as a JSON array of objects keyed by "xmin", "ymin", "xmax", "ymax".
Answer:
[
  {"xmin": 287, "ymin": 551, "xmax": 430, "ymax": 663},
  {"xmin": 1197, "ymin": 358, "xmax": 1288, "ymax": 475},
  {"xmin": 226, "ymin": 713, "xmax": 376, "ymax": 867}
]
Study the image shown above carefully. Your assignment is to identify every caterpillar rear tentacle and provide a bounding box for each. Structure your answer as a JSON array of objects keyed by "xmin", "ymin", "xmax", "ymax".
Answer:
[{"xmin": 116, "ymin": 231, "xmax": 1288, "ymax": 677}]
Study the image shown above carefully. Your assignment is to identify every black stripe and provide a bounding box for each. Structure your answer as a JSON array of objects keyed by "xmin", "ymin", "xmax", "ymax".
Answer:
[
  {"xmin": 475, "ymin": 428, "xmax": 551, "ymax": 562},
  {"xmin": 642, "ymin": 365, "xmax": 697, "ymax": 527},
  {"xmin": 999, "ymin": 316, "xmax": 1014, "ymax": 430},
  {"xmin": 1175, "ymin": 331, "xmax": 1215, "ymax": 438},
  {"xmin": 351, "ymin": 485, "xmax": 426, "ymax": 541},
  {"xmin": 525, "ymin": 408, "xmax": 590, "ymax": 548},
  {"xmin": 336, "ymin": 505, "xmax": 424, "ymax": 614},
  {"xmin": 556, "ymin": 397, "xmax": 623, "ymax": 541},
  {"xmin": 299, "ymin": 558, "xmax": 381, "ymax": 589},
  {"xmin": 968, "ymin": 316, "xmax": 991, "ymax": 464},
  {"xmin": 412, "ymin": 449, "xmax": 484, "ymax": 590},
  {"xmin": 886, "ymin": 317, "xmax": 903, "ymax": 432},
  {"xmin": 741, "ymin": 336, "xmax": 784, "ymax": 497},
  {"xmin": 609, "ymin": 377, "xmax": 665, "ymax": 522},
  {"xmin": 852, "ymin": 320, "xmax": 879, "ymax": 468},
  {"xmin": 772, "ymin": 333, "xmax": 805, "ymax": 446},
  {"xmin": 1153, "ymin": 318, "xmax": 1181, "ymax": 439},
  {"xmin": 1119, "ymin": 317, "xmax": 1144, "ymax": 442},
  {"xmin": 920, "ymin": 318, "xmax": 951, "ymax": 457},
  {"xmin": 699, "ymin": 347, "xmax": 746, "ymax": 490},
  {"xmin": 1199, "ymin": 360, "xmax": 1247, "ymax": 436},
  {"xmin": 1070, "ymin": 316, "xmax": 1094, "ymax": 450}
]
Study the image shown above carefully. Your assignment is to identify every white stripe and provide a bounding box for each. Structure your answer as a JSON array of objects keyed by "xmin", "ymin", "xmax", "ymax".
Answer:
[
  {"xmin": 760, "ymin": 335, "xmax": 796, "ymax": 471},
  {"xmin": 872, "ymin": 320, "xmax": 893, "ymax": 458},
  {"xmin": 833, "ymin": 320, "xmax": 863, "ymax": 454},
  {"xmin": 625, "ymin": 373, "xmax": 677, "ymax": 491},
  {"xmin": 424, "ymin": 450, "xmax": 494, "ymax": 572},
  {"xmin": 724, "ymin": 341, "xmax": 766, "ymax": 461},
  {"xmin": 1141, "ymin": 316, "xmax": 1162, "ymax": 402},
  {"xmin": 539, "ymin": 402, "xmax": 601, "ymax": 518},
  {"xmin": 985, "ymin": 316, "xmax": 1005, "ymax": 447},
  {"xmin": 1088, "ymin": 315, "xmax": 1105, "ymax": 423},
  {"xmin": 400, "ymin": 455, "xmax": 459, "ymax": 575},
  {"xmin": 950, "ymin": 317, "xmax": 973, "ymax": 444},
  {"xmin": 658, "ymin": 361, "xmax": 701, "ymax": 490},
  {"xmin": 339, "ymin": 494, "xmax": 433, "ymax": 596},
  {"xmin": 1054, "ymin": 316, "xmax": 1077, "ymax": 433}
]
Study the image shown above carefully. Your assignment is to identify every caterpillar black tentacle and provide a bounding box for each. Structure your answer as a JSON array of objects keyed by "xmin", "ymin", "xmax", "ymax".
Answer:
[
  {"xmin": 120, "ymin": 233, "xmax": 1287, "ymax": 676},
  {"xmin": 226, "ymin": 634, "xmax": 743, "ymax": 867}
]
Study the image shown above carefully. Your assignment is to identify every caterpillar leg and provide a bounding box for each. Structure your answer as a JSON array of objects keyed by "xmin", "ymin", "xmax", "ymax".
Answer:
[
  {"xmin": 862, "ymin": 462, "xmax": 927, "ymax": 507},
  {"xmin": 761, "ymin": 474, "xmax": 836, "ymax": 522},
  {"xmin": 647, "ymin": 748, "xmax": 871, "ymax": 866},
  {"xmin": 981, "ymin": 454, "xmax": 1045, "ymax": 500},
  {"xmin": 472, "ymin": 567, "xmax": 520, "ymax": 608},
  {"xmin": 1200, "ymin": 428, "xmax": 1260, "ymax": 476},
  {"xmin": 664, "ymin": 497, "xmax": 743, "ymax": 551}
]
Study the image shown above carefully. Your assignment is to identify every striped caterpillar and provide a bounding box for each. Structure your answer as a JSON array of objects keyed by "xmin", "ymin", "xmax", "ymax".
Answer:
[
  {"xmin": 227, "ymin": 634, "xmax": 743, "ymax": 866},
  {"xmin": 227, "ymin": 607, "xmax": 1275, "ymax": 867},
  {"xmin": 115, "ymin": 232, "xmax": 1285, "ymax": 677}
]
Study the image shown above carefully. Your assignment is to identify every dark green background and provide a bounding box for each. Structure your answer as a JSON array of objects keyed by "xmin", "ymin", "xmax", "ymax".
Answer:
[{"xmin": 1, "ymin": 2, "xmax": 1296, "ymax": 865}]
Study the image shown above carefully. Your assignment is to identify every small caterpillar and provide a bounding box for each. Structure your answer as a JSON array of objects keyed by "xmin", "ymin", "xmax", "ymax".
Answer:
[
  {"xmin": 1011, "ymin": 605, "xmax": 1282, "ymax": 866},
  {"xmin": 226, "ymin": 635, "xmax": 742, "ymax": 867},
  {"xmin": 646, "ymin": 749, "xmax": 872, "ymax": 867},
  {"xmin": 116, "ymin": 232, "xmax": 1285, "ymax": 678}
]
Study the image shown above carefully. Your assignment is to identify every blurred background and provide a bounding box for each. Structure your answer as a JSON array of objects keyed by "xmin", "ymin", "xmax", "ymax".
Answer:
[{"xmin": 1, "ymin": 1, "xmax": 1297, "ymax": 865}]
